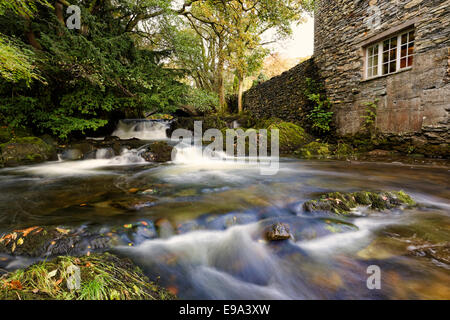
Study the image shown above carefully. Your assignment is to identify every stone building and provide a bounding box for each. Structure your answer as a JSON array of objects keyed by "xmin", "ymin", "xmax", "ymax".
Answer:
[{"xmin": 244, "ymin": 0, "xmax": 449, "ymax": 156}]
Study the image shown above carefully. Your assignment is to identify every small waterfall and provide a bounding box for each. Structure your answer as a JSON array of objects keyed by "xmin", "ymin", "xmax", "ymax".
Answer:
[
  {"xmin": 112, "ymin": 120, "xmax": 170, "ymax": 140},
  {"xmin": 172, "ymin": 144, "xmax": 229, "ymax": 164}
]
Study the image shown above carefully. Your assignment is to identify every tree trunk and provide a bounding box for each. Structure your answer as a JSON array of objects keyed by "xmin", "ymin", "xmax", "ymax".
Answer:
[
  {"xmin": 25, "ymin": 17, "xmax": 42, "ymax": 50},
  {"xmin": 237, "ymin": 74, "xmax": 244, "ymax": 114},
  {"xmin": 217, "ymin": 38, "xmax": 226, "ymax": 113},
  {"xmin": 55, "ymin": 1, "xmax": 65, "ymax": 36}
]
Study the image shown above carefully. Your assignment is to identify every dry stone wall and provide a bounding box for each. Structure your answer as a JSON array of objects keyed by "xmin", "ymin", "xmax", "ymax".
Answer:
[{"xmin": 242, "ymin": 58, "xmax": 320, "ymax": 125}]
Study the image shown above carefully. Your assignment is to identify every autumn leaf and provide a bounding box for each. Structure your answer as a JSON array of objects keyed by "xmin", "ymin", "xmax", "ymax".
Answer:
[
  {"xmin": 56, "ymin": 227, "xmax": 70, "ymax": 235},
  {"xmin": 9, "ymin": 280, "xmax": 23, "ymax": 290},
  {"xmin": 14, "ymin": 226, "xmax": 39, "ymax": 237}
]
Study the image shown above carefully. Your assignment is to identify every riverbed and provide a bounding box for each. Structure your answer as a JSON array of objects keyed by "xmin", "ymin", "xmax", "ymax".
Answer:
[{"xmin": 0, "ymin": 124, "xmax": 449, "ymax": 300}]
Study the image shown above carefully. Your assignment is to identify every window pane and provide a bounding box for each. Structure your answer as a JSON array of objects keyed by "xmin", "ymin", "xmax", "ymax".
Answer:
[
  {"xmin": 373, "ymin": 66, "xmax": 378, "ymax": 76},
  {"xmin": 383, "ymin": 63, "xmax": 389, "ymax": 75},
  {"xmin": 409, "ymin": 31, "xmax": 415, "ymax": 42},
  {"xmin": 390, "ymin": 49, "xmax": 396, "ymax": 60},
  {"xmin": 401, "ymin": 33, "xmax": 408, "ymax": 44},
  {"xmin": 391, "ymin": 37, "xmax": 397, "ymax": 48},
  {"xmin": 401, "ymin": 58, "xmax": 407, "ymax": 68},
  {"xmin": 401, "ymin": 44, "xmax": 407, "ymax": 58},
  {"xmin": 383, "ymin": 39, "xmax": 390, "ymax": 51},
  {"xmin": 383, "ymin": 51, "xmax": 389, "ymax": 62},
  {"xmin": 368, "ymin": 56, "xmax": 373, "ymax": 67},
  {"xmin": 408, "ymin": 43, "xmax": 414, "ymax": 55},
  {"xmin": 374, "ymin": 54, "xmax": 378, "ymax": 65},
  {"xmin": 390, "ymin": 61, "xmax": 397, "ymax": 73},
  {"xmin": 407, "ymin": 56, "xmax": 413, "ymax": 66}
]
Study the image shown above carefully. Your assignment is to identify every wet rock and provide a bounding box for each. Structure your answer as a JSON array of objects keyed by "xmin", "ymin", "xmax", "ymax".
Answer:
[
  {"xmin": 0, "ymin": 253, "xmax": 175, "ymax": 300},
  {"xmin": 0, "ymin": 137, "xmax": 56, "ymax": 166},
  {"xmin": 366, "ymin": 149, "xmax": 394, "ymax": 156},
  {"xmin": 265, "ymin": 223, "xmax": 293, "ymax": 241},
  {"xmin": 155, "ymin": 218, "xmax": 175, "ymax": 239},
  {"xmin": 60, "ymin": 148, "xmax": 84, "ymax": 160},
  {"xmin": 141, "ymin": 141, "xmax": 173, "ymax": 162},
  {"xmin": 406, "ymin": 239, "xmax": 450, "ymax": 267},
  {"xmin": 303, "ymin": 191, "xmax": 416, "ymax": 215},
  {"xmin": 0, "ymin": 226, "xmax": 114, "ymax": 258},
  {"xmin": 297, "ymin": 141, "xmax": 331, "ymax": 159}
]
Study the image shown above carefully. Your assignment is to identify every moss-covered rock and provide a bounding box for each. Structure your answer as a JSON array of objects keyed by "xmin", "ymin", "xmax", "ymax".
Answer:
[
  {"xmin": 0, "ymin": 137, "xmax": 56, "ymax": 166},
  {"xmin": 0, "ymin": 253, "xmax": 175, "ymax": 300},
  {"xmin": 334, "ymin": 143, "xmax": 355, "ymax": 158},
  {"xmin": 266, "ymin": 120, "xmax": 311, "ymax": 153},
  {"xmin": 298, "ymin": 141, "xmax": 331, "ymax": 159},
  {"xmin": 303, "ymin": 190, "xmax": 416, "ymax": 215}
]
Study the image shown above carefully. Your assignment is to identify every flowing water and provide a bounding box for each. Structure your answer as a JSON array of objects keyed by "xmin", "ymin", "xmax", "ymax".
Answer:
[{"xmin": 0, "ymin": 120, "xmax": 449, "ymax": 299}]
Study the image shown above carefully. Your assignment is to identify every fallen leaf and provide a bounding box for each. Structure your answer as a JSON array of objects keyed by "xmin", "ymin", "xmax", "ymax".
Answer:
[
  {"xmin": 32, "ymin": 288, "xmax": 39, "ymax": 294},
  {"xmin": 48, "ymin": 269, "xmax": 58, "ymax": 278},
  {"xmin": 123, "ymin": 224, "xmax": 133, "ymax": 229},
  {"xmin": 11, "ymin": 242, "xmax": 16, "ymax": 253},
  {"xmin": 14, "ymin": 226, "xmax": 39, "ymax": 237},
  {"xmin": 9, "ymin": 280, "xmax": 22, "ymax": 290},
  {"xmin": 128, "ymin": 188, "xmax": 139, "ymax": 194},
  {"xmin": 56, "ymin": 228, "xmax": 70, "ymax": 235},
  {"xmin": 55, "ymin": 278, "xmax": 63, "ymax": 286},
  {"xmin": 17, "ymin": 238, "xmax": 24, "ymax": 246}
]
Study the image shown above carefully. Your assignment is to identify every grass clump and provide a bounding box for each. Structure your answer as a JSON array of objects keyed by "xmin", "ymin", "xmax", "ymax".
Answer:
[{"xmin": 0, "ymin": 253, "xmax": 175, "ymax": 300}]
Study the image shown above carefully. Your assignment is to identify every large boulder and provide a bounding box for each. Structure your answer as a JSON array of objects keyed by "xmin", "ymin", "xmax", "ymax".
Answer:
[
  {"xmin": 0, "ymin": 137, "xmax": 56, "ymax": 166},
  {"xmin": 266, "ymin": 120, "xmax": 311, "ymax": 153}
]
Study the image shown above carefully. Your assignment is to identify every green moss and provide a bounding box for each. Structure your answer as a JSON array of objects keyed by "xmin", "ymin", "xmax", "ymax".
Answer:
[
  {"xmin": 0, "ymin": 136, "xmax": 55, "ymax": 166},
  {"xmin": 0, "ymin": 253, "xmax": 175, "ymax": 300},
  {"xmin": 267, "ymin": 121, "xmax": 310, "ymax": 153},
  {"xmin": 394, "ymin": 190, "xmax": 416, "ymax": 206},
  {"xmin": 334, "ymin": 143, "xmax": 354, "ymax": 158},
  {"xmin": 298, "ymin": 141, "xmax": 331, "ymax": 159},
  {"xmin": 303, "ymin": 190, "xmax": 416, "ymax": 215}
]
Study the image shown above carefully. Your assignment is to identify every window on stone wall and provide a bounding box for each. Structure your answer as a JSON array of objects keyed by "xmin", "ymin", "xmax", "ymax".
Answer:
[{"xmin": 365, "ymin": 29, "xmax": 415, "ymax": 79}]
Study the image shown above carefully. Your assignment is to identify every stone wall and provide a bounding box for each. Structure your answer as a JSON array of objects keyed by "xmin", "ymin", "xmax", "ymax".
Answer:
[
  {"xmin": 242, "ymin": 58, "xmax": 320, "ymax": 125},
  {"xmin": 314, "ymin": 0, "xmax": 449, "ymax": 155},
  {"xmin": 242, "ymin": 0, "xmax": 449, "ymax": 156}
]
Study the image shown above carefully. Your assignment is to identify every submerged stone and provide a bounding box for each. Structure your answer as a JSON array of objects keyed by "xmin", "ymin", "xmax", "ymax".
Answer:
[
  {"xmin": 303, "ymin": 191, "xmax": 416, "ymax": 215},
  {"xmin": 265, "ymin": 223, "xmax": 293, "ymax": 241}
]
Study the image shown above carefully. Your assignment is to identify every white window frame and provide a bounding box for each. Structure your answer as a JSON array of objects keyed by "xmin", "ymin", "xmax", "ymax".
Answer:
[{"xmin": 365, "ymin": 28, "xmax": 415, "ymax": 80}]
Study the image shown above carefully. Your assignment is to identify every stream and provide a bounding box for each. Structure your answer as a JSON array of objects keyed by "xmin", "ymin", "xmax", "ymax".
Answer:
[{"xmin": 0, "ymin": 120, "xmax": 449, "ymax": 299}]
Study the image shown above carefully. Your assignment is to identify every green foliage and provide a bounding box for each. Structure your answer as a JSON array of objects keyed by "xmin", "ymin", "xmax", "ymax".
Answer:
[
  {"xmin": 186, "ymin": 88, "xmax": 219, "ymax": 113},
  {"xmin": 0, "ymin": 0, "xmax": 188, "ymax": 139},
  {"xmin": 0, "ymin": 36, "xmax": 43, "ymax": 85},
  {"xmin": 361, "ymin": 99, "xmax": 378, "ymax": 135},
  {"xmin": 304, "ymin": 78, "xmax": 333, "ymax": 134}
]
